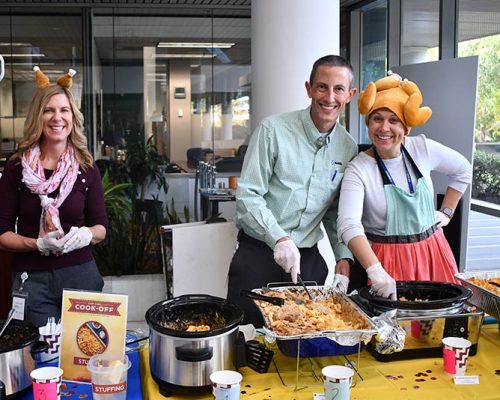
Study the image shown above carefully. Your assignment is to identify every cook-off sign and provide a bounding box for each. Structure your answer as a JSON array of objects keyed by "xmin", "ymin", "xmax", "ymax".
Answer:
[{"xmin": 59, "ymin": 290, "xmax": 128, "ymax": 383}]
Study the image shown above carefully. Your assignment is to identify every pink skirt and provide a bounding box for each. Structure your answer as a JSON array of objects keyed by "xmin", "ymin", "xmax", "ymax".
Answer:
[{"xmin": 371, "ymin": 229, "xmax": 459, "ymax": 284}]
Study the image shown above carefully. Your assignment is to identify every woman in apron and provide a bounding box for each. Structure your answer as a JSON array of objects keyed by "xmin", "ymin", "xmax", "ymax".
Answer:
[{"xmin": 337, "ymin": 72, "xmax": 472, "ymax": 299}]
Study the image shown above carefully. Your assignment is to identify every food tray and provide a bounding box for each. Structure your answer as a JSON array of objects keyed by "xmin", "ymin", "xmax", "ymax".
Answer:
[
  {"xmin": 455, "ymin": 271, "xmax": 500, "ymax": 320},
  {"xmin": 250, "ymin": 286, "xmax": 377, "ymax": 357}
]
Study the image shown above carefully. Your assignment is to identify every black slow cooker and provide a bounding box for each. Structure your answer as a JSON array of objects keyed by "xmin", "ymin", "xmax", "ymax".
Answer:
[
  {"xmin": 0, "ymin": 319, "xmax": 48, "ymax": 398},
  {"xmin": 358, "ymin": 281, "xmax": 472, "ymax": 317},
  {"xmin": 145, "ymin": 294, "xmax": 243, "ymax": 394}
]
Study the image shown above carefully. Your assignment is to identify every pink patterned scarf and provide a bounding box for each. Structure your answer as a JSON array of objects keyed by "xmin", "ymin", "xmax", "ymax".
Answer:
[{"xmin": 21, "ymin": 144, "xmax": 80, "ymax": 239}]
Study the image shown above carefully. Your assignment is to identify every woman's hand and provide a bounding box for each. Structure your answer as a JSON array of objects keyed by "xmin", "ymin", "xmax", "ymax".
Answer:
[
  {"xmin": 61, "ymin": 226, "xmax": 93, "ymax": 254},
  {"xmin": 366, "ymin": 262, "xmax": 397, "ymax": 300}
]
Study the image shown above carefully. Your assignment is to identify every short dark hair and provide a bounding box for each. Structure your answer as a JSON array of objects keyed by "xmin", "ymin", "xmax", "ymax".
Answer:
[{"xmin": 309, "ymin": 55, "xmax": 354, "ymax": 88}]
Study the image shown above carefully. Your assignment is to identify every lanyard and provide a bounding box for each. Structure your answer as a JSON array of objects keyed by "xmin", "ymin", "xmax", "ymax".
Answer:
[{"xmin": 375, "ymin": 146, "xmax": 415, "ymax": 194}]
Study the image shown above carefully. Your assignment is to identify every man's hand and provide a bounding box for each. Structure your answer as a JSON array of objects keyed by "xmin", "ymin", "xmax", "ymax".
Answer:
[
  {"xmin": 273, "ymin": 239, "xmax": 301, "ymax": 284},
  {"xmin": 36, "ymin": 231, "xmax": 65, "ymax": 256},
  {"xmin": 61, "ymin": 226, "xmax": 93, "ymax": 254},
  {"xmin": 435, "ymin": 210, "xmax": 450, "ymax": 229},
  {"xmin": 366, "ymin": 262, "xmax": 397, "ymax": 300},
  {"xmin": 331, "ymin": 274, "xmax": 349, "ymax": 293},
  {"xmin": 329, "ymin": 258, "xmax": 351, "ymax": 293}
]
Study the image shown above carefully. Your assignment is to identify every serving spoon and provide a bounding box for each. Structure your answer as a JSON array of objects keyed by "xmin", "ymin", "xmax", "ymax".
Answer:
[{"xmin": 0, "ymin": 309, "xmax": 15, "ymax": 338}]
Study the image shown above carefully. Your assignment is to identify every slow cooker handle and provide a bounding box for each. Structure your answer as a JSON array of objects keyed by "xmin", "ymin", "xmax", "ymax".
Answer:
[
  {"xmin": 176, "ymin": 346, "xmax": 213, "ymax": 362},
  {"xmin": 30, "ymin": 340, "xmax": 50, "ymax": 359}
]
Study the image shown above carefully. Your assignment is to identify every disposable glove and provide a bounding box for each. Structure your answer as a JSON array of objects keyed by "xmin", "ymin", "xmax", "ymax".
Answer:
[
  {"xmin": 331, "ymin": 274, "xmax": 350, "ymax": 293},
  {"xmin": 36, "ymin": 231, "xmax": 64, "ymax": 256},
  {"xmin": 273, "ymin": 239, "xmax": 301, "ymax": 284},
  {"xmin": 435, "ymin": 210, "xmax": 450, "ymax": 229},
  {"xmin": 366, "ymin": 262, "xmax": 397, "ymax": 300},
  {"xmin": 61, "ymin": 226, "xmax": 93, "ymax": 254}
]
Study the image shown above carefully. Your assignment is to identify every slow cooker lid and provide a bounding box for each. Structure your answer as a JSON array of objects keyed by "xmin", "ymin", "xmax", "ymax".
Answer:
[
  {"xmin": 358, "ymin": 281, "xmax": 472, "ymax": 310},
  {"xmin": 0, "ymin": 319, "xmax": 39, "ymax": 353},
  {"xmin": 146, "ymin": 294, "xmax": 243, "ymax": 338}
]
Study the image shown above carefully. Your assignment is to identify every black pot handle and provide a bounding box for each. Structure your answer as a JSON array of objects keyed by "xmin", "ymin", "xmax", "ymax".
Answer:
[
  {"xmin": 176, "ymin": 346, "xmax": 213, "ymax": 362},
  {"xmin": 30, "ymin": 340, "xmax": 50, "ymax": 359}
]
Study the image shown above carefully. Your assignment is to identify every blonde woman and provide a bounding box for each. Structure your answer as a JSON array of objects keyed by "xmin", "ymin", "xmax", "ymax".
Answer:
[{"xmin": 0, "ymin": 68, "xmax": 107, "ymax": 327}]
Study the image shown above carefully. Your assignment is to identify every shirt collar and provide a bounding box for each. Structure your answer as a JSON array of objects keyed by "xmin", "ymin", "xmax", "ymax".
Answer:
[{"xmin": 301, "ymin": 107, "xmax": 337, "ymax": 148}]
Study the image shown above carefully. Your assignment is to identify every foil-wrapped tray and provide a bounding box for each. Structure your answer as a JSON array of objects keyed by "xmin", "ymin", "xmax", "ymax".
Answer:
[
  {"xmin": 455, "ymin": 271, "xmax": 500, "ymax": 320},
  {"xmin": 249, "ymin": 286, "xmax": 377, "ymax": 356}
]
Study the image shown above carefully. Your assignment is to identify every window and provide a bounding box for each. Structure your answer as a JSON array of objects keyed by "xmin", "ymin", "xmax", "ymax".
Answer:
[
  {"xmin": 401, "ymin": 0, "xmax": 439, "ymax": 65},
  {"xmin": 458, "ymin": 0, "xmax": 500, "ymax": 207}
]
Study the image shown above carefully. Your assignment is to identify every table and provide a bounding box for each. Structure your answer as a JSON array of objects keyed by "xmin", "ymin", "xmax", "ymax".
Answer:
[
  {"xmin": 18, "ymin": 351, "xmax": 142, "ymax": 399},
  {"xmin": 140, "ymin": 324, "xmax": 500, "ymax": 400}
]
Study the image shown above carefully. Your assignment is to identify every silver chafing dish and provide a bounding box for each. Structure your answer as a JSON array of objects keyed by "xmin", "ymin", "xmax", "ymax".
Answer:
[{"xmin": 248, "ymin": 285, "xmax": 378, "ymax": 358}]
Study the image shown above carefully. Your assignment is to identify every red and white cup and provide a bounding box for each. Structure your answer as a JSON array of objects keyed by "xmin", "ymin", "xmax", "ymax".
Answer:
[
  {"xmin": 322, "ymin": 365, "xmax": 354, "ymax": 400},
  {"xmin": 442, "ymin": 337, "xmax": 472, "ymax": 376},
  {"xmin": 210, "ymin": 370, "xmax": 243, "ymax": 400},
  {"xmin": 30, "ymin": 366, "xmax": 63, "ymax": 400}
]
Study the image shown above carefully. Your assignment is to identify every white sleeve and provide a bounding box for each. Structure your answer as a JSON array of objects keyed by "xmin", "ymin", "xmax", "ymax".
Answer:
[
  {"xmin": 425, "ymin": 138, "xmax": 472, "ymax": 193},
  {"xmin": 337, "ymin": 163, "xmax": 366, "ymax": 246}
]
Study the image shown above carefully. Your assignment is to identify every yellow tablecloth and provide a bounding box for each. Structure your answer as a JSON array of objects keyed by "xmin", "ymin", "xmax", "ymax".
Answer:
[{"xmin": 140, "ymin": 325, "xmax": 500, "ymax": 400}]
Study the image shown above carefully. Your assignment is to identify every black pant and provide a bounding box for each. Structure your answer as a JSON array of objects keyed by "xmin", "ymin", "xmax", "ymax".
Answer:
[
  {"xmin": 227, "ymin": 231, "xmax": 327, "ymax": 327},
  {"xmin": 11, "ymin": 260, "xmax": 104, "ymax": 327}
]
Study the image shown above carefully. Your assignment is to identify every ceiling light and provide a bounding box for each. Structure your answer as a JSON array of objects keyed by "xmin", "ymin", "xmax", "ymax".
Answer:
[
  {"xmin": 153, "ymin": 54, "xmax": 215, "ymax": 59},
  {"xmin": 0, "ymin": 42, "xmax": 32, "ymax": 47},
  {"xmin": 3, "ymin": 53, "xmax": 45, "ymax": 57},
  {"xmin": 157, "ymin": 42, "xmax": 235, "ymax": 49}
]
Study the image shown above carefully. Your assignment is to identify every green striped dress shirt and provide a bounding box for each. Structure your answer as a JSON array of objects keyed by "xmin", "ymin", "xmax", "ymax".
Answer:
[{"xmin": 236, "ymin": 108, "xmax": 357, "ymax": 261}]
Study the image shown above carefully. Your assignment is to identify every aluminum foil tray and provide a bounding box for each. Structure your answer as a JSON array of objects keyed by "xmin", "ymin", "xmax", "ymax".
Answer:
[
  {"xmin": 250, "ymin": 286, "xmax": 377, "ymax": 357},
  {"xmin": 455, "ymin": 271, "xmax": 500, "ymax": 321}
]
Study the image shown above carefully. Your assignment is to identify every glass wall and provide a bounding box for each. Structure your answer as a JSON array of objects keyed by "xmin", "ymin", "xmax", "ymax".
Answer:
[
  {"xmin": 91, "ymin": 8, "xmax": 251, "ymax": 169},
  {"xmin": 401, "ymin": 0, "xmax": 439, "ymax": 65},
  {"xmin": 0, "ymin": 10, "xmax": 83, "ymax": 164},
  {"xmin": 359, "ymin": 0, "xmax": 387, "ymax": 144}
]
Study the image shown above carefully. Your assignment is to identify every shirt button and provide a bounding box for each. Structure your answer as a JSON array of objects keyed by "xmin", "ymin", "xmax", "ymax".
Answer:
[
  {"xmin": 77, "ymin": 171, "xmax": 82, "ymax": 175},
  {"xmin": 82, "ymin": 178, "xmax": 86, "ymax": 183}
]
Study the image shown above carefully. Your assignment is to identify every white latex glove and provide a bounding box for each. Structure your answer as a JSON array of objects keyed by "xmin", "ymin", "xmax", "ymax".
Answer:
[
  {"xmin": 331, "ymin": 274, "xmax": 350, "ymax": 293},
  {"xmin": 366, "ymin": 262, "xmax": 397, "ymax": 300},
  {"xmin": 36, "ymin": 231, "xmax": 64, "ymax": 256},
  {"xmin": 61, "ymin": 226, "xmax": 93, "ymax": 254},
  {"xmin": 435, "ymin": 210, "xmax": 450, "ymax": 229},
  {"xmin": 273, "ymin": 239, "xmax": 301, "ymax": 284}
]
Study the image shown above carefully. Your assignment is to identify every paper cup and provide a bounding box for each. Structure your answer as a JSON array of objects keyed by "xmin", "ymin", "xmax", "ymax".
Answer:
[
  {"xmin": 38, "ymin": 333, "xmax": 61, "ymax": 363},
  {"xmin": 210, "ymin": 370, "xmax": 242, "ymax": 400},
  {"xmin": 31, "ymin": 367, "xmax": 63, "ymax": 400},
  {"xmin": 442, "ymin": 337, "xmax": 472, "ymax": 376},
  {"xmin": 322, "ymin": 365, "xmax": 354, "ymax": 400},
  {"xmin": 87, "ymin": 354, "xmax": 131, "ymax": 400}
]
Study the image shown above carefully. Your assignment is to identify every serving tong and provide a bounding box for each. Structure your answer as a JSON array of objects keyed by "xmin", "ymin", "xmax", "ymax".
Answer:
[
  {"xmin": 241, "ymin": 290, "xmax": 285, "ymax": 306},
  {"xmin": 0, "ymin": 309, "xmax": 15, "ymax": 338}
]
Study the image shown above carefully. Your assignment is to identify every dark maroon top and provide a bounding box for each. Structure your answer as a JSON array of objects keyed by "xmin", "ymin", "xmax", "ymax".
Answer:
[{"xmin": 0, "ymin": 159, "xmax": 108, "ymax": 272}]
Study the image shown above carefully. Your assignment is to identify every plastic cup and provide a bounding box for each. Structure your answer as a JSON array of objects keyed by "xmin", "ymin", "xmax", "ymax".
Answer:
[
  {"xmin": 210, "ymin": 370, "xmax": 242, "ymax": 400},
  {"xmin": 30, "ymin": 366, "xmax": 63, "ymax": 400},
  {"xmin": 442, "ymin": 337, "xmax": 472, "ymax": 376},
  {"xmin": 322, "ymin": 365, "xmax": 354, "ymax": 400},
  {"xmin": 87, "ymin": 354, "xmax": 131, "ymax": 400}
]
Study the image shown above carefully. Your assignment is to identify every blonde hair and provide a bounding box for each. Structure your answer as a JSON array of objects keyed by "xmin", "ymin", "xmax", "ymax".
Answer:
[{"xmin": 12, "ymin": 85, "xmax": 94, "ymax": 170}]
